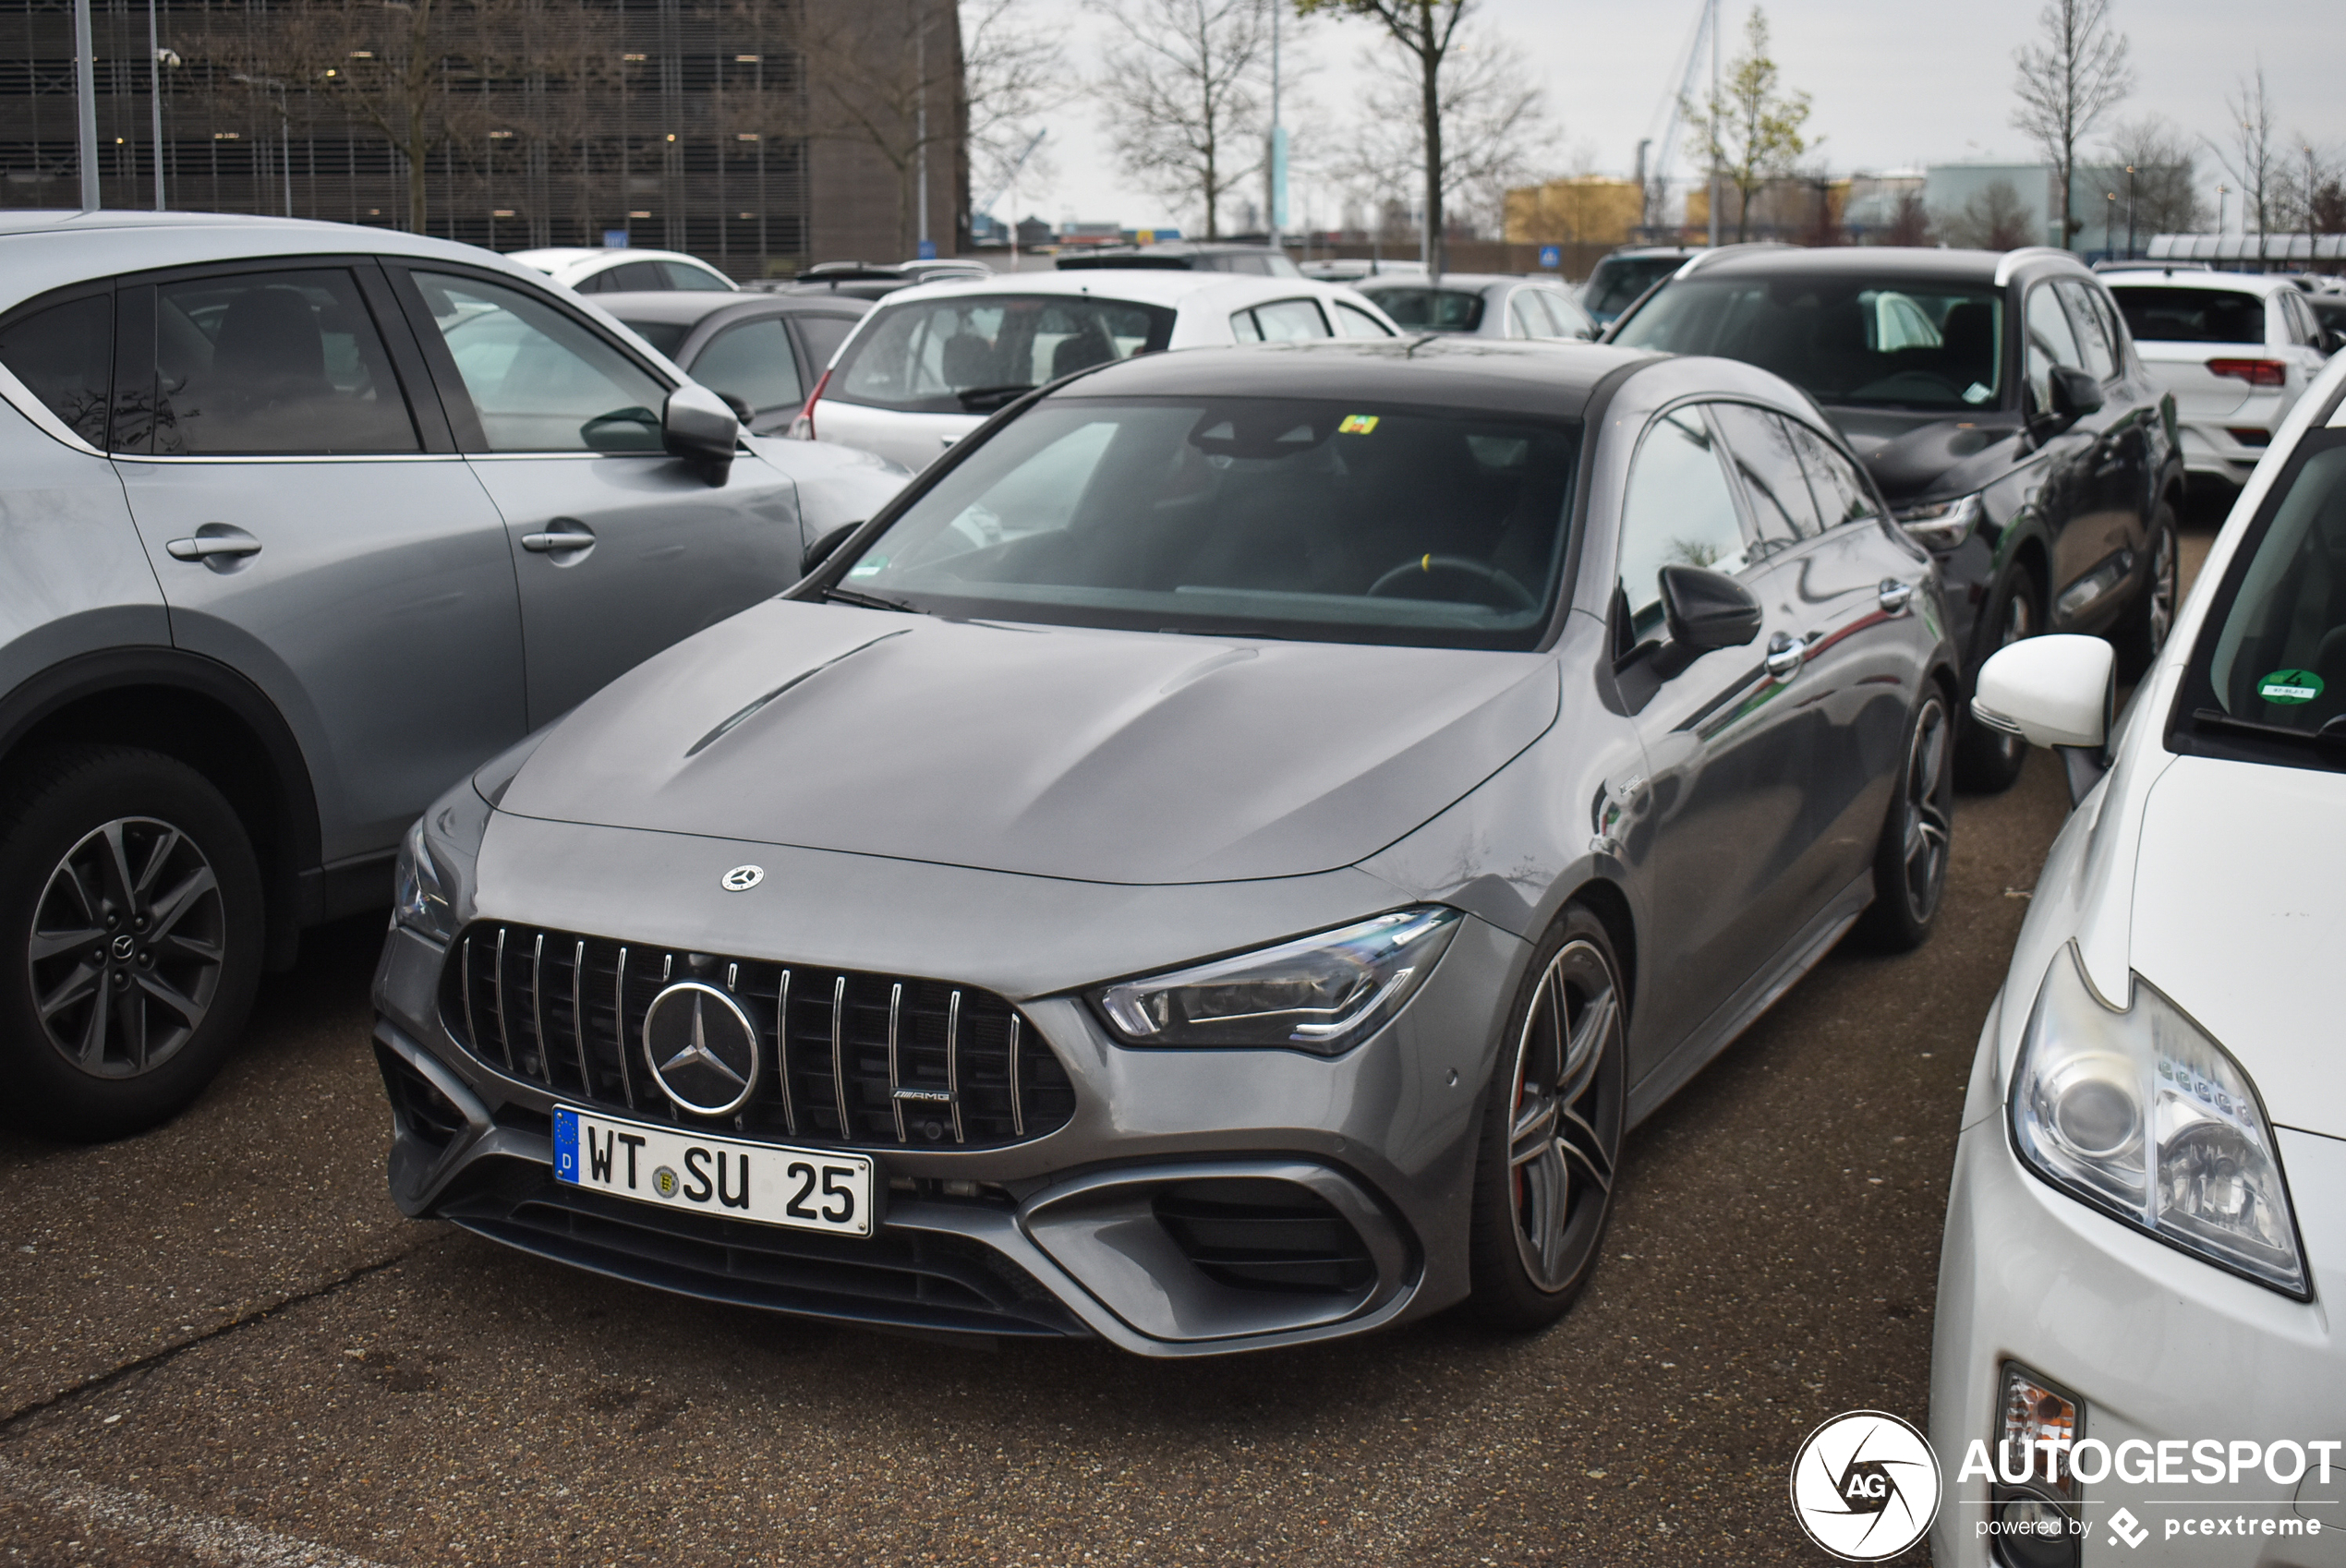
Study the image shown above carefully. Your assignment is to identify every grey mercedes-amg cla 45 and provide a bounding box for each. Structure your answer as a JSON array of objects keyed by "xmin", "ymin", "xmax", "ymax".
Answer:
[{"xmin": 373, "ymin": 337, "xmax": 1961, "ymax": 1356}]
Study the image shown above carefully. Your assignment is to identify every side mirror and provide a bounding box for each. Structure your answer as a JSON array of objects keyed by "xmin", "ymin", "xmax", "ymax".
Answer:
[
  {"xmin": 2324, "ymin": 329, "xmax": 2344, "ymax": 356},
  {"xmin": 2048, "ymin": 364, "xmax": 2104, "ymax": 422},
  {"xmin": 801, "ymin": 518, "xmax": 865, "ymax": 576},
  {"xmin": 663, "ymin": 384, "xmax": 739, "ymax": 469},
  {"xmin": 1973, "ymin": 633, "xmax": 2115, "ymax": 804},
  {"xmin": 1658, "ymin": 565, "xmax": 1763, "ymax": 653}
]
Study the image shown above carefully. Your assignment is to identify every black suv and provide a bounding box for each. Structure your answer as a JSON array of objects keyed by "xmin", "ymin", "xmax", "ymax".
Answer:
[{"xmin": 1608, "ymin": 245, "xmax": 2184, "ymax": 788}]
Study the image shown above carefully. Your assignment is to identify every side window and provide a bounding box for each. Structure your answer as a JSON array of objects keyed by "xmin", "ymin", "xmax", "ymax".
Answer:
[
  {"xmin": 1783, "ymin": 418, "xmax": 1881, "ymax": 527},
  {"xmin": 1617, "ymin": 406, "xmax": 1751, "ymax": 641},
  {"xmin": 1538, "ymin": 291, "xmax": 1593, "ymax": 339},
  {"xmin": 795, "ymin": 313, "xmax": 859, "ymax": 369},
  {"xmin": 0, "ymin": 291, "xmax": 112, "ymax": 446},
  {"xmin": 2057, "ymin": 280, "xmax": 2117, "ymax": 380},
  {"xmin": 1230, "ymin": 308, "xmax": 1264, "ymax": 343},
  {"xmin": 2025, "ymin": 282, "xmax": 2086, "ymax": 413},
  {"xmin": 1507, "ymin": 292, "xmax": 1547, "ymax": 338},
  {"xmin": 1333, "ymin": 302, "xmax": 1394, "ymax": 339},
  {"xmin": 689, "ymin": 318, "xmax": 803, "ymax": 421},
  {"xmin": 1711, "ymin": 403, "xmax": 1823, "ymax": 552},
  {"xmin": 664, "ymin": 260, "xmax": 732, "ymax": 293},
  {"xmin": 149, "ymin": 268, "xmax": 418, "ymax": 455},
  {"xmin": 411, "ymin": 271, "xmax": 671, "ymax": 453},
  {"xmin": 1244, "ymin": 299, "xmax": 1332, "ymax": 342}
]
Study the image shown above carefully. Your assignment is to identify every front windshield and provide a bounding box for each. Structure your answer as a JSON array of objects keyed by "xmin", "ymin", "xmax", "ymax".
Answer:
[
  {"xmin": 828, "ymin": 295, "xmax": 1176, "ymax": 415},
  {"xmin": 836, "ymin": 396, "xmax": 1581, "ymax": 650},
  {"xmin": 2198, "ymin": 434, "xmax": 2346, "ymax": 742},
  {"xmin": 1613, "ymin": 275, "xmax": 2006, "ymax": 410}
]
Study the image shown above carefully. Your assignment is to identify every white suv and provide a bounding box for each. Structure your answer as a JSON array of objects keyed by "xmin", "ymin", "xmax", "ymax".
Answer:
[
  {"xmin": 788, "ymin": 271, "xmax": 1403, "ymax": 470},
  {"xmin": 2105, "ymin": 265, "xmax": 2334, "ymax": 486}
]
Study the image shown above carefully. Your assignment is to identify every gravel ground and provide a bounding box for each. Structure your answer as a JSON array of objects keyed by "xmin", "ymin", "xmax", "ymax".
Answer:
[{"xmin": 0, "ymin": 521, "xmax": 2221, "ymax": 1568}]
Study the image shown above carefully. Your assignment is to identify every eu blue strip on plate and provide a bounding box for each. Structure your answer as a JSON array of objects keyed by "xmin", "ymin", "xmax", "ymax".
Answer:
[{"xmin": 553, "ymin": 1105, "xmax": 579, "ymax": 1183}]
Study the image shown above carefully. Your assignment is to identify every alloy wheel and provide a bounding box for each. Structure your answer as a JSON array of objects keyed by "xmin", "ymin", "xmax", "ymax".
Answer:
[
  {"xmin": 2146, "ymin": 525, "xmax": 2178, "ymax": 656},
  {"xmin": 1506, "ymin": 937, "xmax": 1624, "ymax": 1293},
  {"xmin": 28, "ymin": 817, "xmax": 225, "ymax": 1079},
  {"xmin": 1898, "ymin": 696, "xmax": 1954, "ymax": 923}
]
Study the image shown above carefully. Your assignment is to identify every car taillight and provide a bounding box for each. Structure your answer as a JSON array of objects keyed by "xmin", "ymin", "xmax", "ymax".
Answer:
[
  {"xmin": 787, "ymin": 367, "xmax": 831, "ymax": 440},
  {"xmin": 2207, "ymin": 357, "xmax": 2286, "ymax": 388}
]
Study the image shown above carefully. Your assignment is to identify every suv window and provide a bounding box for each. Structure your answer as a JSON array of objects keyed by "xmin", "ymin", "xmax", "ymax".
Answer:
[
  {"xmin": 412, "ymin": 271, "xmax": 671, "ymax": 452},
  {"xmin": 2024, "ymin": 283, "xmax": 2086, "ymax": 415},
  {"xmin": 145, "ymin": 269, "xmax": 418, "ymax": 455},
  {"xmin": 1618, "ymin": 406, "xmax": 1751, "ymax": 640},
  {"xmin": 0, "ymin": 291, "xmax": 112, "ymax": 446},
  {"xmin": 2111, "ymin": 285, "xmax": 2268, "ymax": 345},
  {"xmin": 2057, "ymin": 280, "xmax": 2119, "ymax": 380},
  {"xmin": 795, "ymin": 312, "xmax": 860, "ymax": 369},
  {"xmin": 1231, "ymin": 299, "xmax": 1331, "ymax": 342},
  {"xmin": 1711, "ymin": 402, "xmax": 1822, "ymax": 550},
  {"xmin": 829, "ymin": 295, "xmax": 1176, "ymax": 414}
]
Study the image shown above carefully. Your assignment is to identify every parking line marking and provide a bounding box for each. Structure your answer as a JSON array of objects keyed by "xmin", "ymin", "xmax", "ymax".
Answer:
[{"xmin": 0, "ymin": 1456, "xmax": 393, "ymax": 1567}]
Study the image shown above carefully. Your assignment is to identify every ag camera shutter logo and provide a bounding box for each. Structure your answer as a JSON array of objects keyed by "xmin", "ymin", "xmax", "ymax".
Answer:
[{"xmin": 1790, "ymin": 1410, "xmax": 1942, "ymax": 1561}]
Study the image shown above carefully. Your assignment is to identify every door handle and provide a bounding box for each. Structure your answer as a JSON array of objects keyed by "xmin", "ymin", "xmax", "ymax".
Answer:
[
  {"xmin": 1764, "ymin": 631, "xmax": 1805, "ymax": 679},
  {"xmin": 1879, "ymin": 578, "xmax": 1915, "ymax": 615},
  {"xmin": 163, "ymin": 527, "xmax": 261, "ymax": 569},
  {"xmin": 521, "ymin": 525, "xmax": 597, "ymax": 554}
]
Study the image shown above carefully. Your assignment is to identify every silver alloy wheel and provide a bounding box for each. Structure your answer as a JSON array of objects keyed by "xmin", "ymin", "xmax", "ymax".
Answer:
[
  {"xmin": 1506, "ymin": 937, "xmax": 1623, "ymax": 1292},
  {"xmin": 2146, "ymin": 525, "xmax": 2178, "ymax": 655},
  {"xmin": 28, "ymin": 817, "xmax": 225, "ymax": 1079},
  {"xmin": 1988, "ymin": 585, "xmax": 2037, "ymax": 763},
  {"xmin": 1898, "ymin": 695, "xmax": 1954, "ymax": 922}
]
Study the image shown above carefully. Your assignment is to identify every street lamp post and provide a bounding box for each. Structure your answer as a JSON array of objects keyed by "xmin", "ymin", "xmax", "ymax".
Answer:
[
  {"xmin": 73, "ymin": 0, "xmax": 99, "ymax": 210},
  {"xmin": 2105, "ymin": 192, "xmax": 2115, "ymax": 259}
]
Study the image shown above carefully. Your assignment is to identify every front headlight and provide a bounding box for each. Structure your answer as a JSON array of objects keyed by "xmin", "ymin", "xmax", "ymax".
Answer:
[
  {"xmin": 2011, "ymin": 945, "xmax": 2307, "ymax": 1297},
  {"xmin": 391, "ymin": 783, "xmax": 490, "ymax": 946},
  {"xmin": 1091, "ymin": 908, "xmax": 1462, "ymax": 1055},
  {"xmin": 1893, "ymin": 490, "xmax": 1985, "ymax": 551},
  {"xmin": 391, "ymin": 818, "xmax": 456, "ymax": 943}
]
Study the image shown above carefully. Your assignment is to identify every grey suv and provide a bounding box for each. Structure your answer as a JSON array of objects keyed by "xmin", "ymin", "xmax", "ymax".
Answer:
[{"xmin": 0, "ymin": 211, "xmax": 906, "ymax": 1139}]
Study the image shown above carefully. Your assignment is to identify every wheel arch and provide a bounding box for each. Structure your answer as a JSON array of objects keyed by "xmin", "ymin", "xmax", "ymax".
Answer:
[
  {"xmin": 1557, "ymin": 874, "xmax": 1637, "ymax": 1030},
  {"xmin": 0, "ymin": 650, "xmax": 320, "ymax": 966}
]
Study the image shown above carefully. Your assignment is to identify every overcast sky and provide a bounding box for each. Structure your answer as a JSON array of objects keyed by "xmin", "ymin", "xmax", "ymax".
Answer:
[{"xmin": 998, "ymin": 0, "xmax": 2346, "ymax": 234}]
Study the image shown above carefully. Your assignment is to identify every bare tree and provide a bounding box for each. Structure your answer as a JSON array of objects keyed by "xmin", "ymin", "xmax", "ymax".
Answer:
[
  {"xmin": 1293, "ymin": 0, "xmax": 1470, "ymax": 274},
  {"xmin": 2011, "ymin": 0, "xmax": 2132, "ymax": 245},
  {"xmin": 1938, "ymin": 179, "xmax": 2036, "ymax": 250},
  {"xmin": 1335, "ymin": 34, "xmax": 1551, "ymax": 241},
  {"xmin": 2204, "ymin": 66, "xmax": 2277, "ymax": 237},
  {"xmin": 802, "ymin": 0, "xmax": 964, "ymax": 257},
  {"xmin": 1683, "ymin": 7, "xmax": 1812, "ymax": 245},
  {"xmin": 1882, "ymin": 189, "xmax": 1931, "ymax": 246},
  {"xmin": 2099, "ymin": 114, "xmax": 2204, "ymax": 238},
  {"xmin": 1088, "ymin": 0, "xmax": 1270, "ymax": 239},
  {"xmin": 2272, "ymin": 140, "xmax": 2345, "ymax": 236},
  {"xmin": 961, "ymin": 0, "xmax": 1070, "ymax": 211}
]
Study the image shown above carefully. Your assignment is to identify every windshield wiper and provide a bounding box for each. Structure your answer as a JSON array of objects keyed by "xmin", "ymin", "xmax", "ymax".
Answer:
[
  {"xmin": 2189, "ymin": 707, "xmax": 2346, "ymax": 747},
  {"xmin": 822, "ymin": 585, "xmax": 926, "ymax": 614},
  {"xmin": 956, "ymin": 383, "xmax": 1036, "ymax": 414}
]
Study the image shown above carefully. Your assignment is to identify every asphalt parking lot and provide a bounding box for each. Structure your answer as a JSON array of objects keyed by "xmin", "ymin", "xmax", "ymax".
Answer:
[{"xmin": 0, "ymin": 517, "xmax": 2224, "ymax": 1568}]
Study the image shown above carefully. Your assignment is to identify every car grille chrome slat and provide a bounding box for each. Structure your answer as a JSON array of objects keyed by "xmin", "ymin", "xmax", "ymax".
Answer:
[{"xmin": 439, "ymin": 923, "xmax": 1072, "ymax": 1151}]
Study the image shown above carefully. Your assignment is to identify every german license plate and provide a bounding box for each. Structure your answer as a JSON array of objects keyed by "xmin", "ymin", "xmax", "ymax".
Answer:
[{"xmin": 552, "ymin": 1105, "xmax": 875, "ymax": 1238}]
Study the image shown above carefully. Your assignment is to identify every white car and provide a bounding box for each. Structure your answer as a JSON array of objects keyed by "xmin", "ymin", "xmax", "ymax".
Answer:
[
  {"xmin": 1929, "ymin": 352, "xmax": 2346, "ymax": 1563},
  {"xmin": 508, "ymin": 246, "xmax": 738, "ymax": 296},
  {"xmin": 2106, "ymin": 266, "xmax": 2333, "ymax": 487},
  {"xmin": 787, "ymin": 270, "xmax": 1403, "ymax": 470}
]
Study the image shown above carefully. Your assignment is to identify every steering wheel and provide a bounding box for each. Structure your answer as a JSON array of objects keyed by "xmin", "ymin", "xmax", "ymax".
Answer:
[{"xmin": 1366, "ymin": 554, "xmax": 1538, "ymax": 612}]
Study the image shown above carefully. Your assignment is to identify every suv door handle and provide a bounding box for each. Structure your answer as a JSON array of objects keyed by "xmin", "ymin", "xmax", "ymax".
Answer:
[
  {"xmin": 164, "ymin": 526, "xmax": 261, "ymax": 567},
  {"xmin": 521, "ymin": 525, "xmax": 597, "ymax": 554},
  {"xmin": 1879, "ymin": 578, "xmax": 1915, "ymax": 614},
  {"xmin": 1764, "ymin": 631, "xmax": 1805, "ymax": 679}
]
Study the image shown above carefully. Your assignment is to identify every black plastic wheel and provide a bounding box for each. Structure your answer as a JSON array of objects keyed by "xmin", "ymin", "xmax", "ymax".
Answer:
[
  {"xmin": 0, "ymin": 745, "xmax": 264, "ymax": 1140},
  {"xmin": 1954, "ymin": 561, "xmax": 2042, "ymax": 793},
  {"xmin": 1466, "ymin": 905, "xmax": 1626, "ymax": 1331},
  {"xmin": 1855, "ymin": 689, "xmax": 1955, "ymax": 952}
]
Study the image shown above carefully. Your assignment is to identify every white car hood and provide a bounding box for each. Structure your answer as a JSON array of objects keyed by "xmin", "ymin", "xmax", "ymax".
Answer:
[{"xmin": 2128, "ymin": 754, "xmax": 2346, "ymax": 1140}]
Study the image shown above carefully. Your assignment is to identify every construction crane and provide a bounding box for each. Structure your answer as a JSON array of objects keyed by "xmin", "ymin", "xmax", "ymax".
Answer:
[{"xmin": 1638, "ymin": 0, "xmax": 1720, "ymax": 241}]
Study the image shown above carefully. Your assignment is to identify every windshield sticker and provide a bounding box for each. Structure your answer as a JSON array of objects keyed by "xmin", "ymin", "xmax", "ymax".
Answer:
[
  {"xmin": 1962, "ymin": 382, "xmax": 1993, "ymax": 404},
  {"xmin": 1338, "ymin": 414, "xmax": 1380, "ymax": 435},
  {"xmin": 2257, "ymin": 669, "xmax": 2324, "ymax": 705}
]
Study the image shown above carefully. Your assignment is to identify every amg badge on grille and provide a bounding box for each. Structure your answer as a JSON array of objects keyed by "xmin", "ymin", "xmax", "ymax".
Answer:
[{"xmin": 642, "ymin": 982, "xmax": 762, "ymax": 1116}]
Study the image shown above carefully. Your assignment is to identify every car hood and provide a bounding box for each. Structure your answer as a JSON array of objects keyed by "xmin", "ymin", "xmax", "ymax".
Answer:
[
  {"xmin": 2127, "ymin": 754, "xmax": 2346, "ymax": 1140},
  {"xmin": 496, "ymin": 600, "xmax": 1560, "ymax": 886},
  {"xmin": 1828, "ymin": 407, "xmax": 2026, "ymax": 508}
]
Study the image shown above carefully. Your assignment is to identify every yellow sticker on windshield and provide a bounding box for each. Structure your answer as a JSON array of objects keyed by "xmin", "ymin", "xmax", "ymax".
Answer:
[{"xmin": 1338, "ymin": 414, "xmax": 1379, "ymax": 435}]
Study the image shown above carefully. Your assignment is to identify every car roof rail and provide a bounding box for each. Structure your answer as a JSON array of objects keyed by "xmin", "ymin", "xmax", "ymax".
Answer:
[
  {"xmin": 1993, "ymin": 246, "xmax": 2079, "ymax": 286},
  {"xmin": 1675, "ymin": 241, "xmax": 1798, "ymax": 277}
]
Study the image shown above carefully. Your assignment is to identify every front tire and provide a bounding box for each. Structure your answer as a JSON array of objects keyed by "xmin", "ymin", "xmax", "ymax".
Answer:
[
  {"xmin": 1954, "ymin": 560, "xmax": 2042, "ymax": 793},
  {"xmin": 0, "ymin": 745, "xmax": 264, "ymax": 1140},
  {"xmin": 1854, "ymin": 688, "xmax": 1954, "ymax": 952},
  {"xmin": 1466, "ymin": 906, "xmax": 1626, "ymax": 1331}
]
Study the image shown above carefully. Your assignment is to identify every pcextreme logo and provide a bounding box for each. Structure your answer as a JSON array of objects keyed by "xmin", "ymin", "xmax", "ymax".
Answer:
[{"xmin": 1790, "ymin": 1411, "xmax": 1942, "ymax": 1561}]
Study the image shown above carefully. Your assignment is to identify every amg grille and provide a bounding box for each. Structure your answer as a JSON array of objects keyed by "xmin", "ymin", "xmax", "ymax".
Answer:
[{"xmin": 438, "ymin": 924, "xmax": 1075, "ymax": 1149}]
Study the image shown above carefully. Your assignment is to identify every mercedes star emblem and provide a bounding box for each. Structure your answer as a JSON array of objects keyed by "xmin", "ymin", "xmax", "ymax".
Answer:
[
  {"xmin": 642, "ymin": 981, "xmax": 761, "ymax": 1116},
  {"xmin": 720, "ymin": 864, "xmax": 764, "ymax": 891}
]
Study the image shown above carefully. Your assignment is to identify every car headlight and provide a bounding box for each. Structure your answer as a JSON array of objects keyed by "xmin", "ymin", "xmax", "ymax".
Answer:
[
  {"xmin": 2011, "ymin": 944, "xmax": 2307, "ymax": 1297},
  {"xmin": 1894, "ymin": 490, "xmax": 1984, "ymax": 551},
  {"xmin": 1092, "ymin": 908, "xmax": 1462, "ymax": 1055},
  {"xmin": 391, "ymin": 783, "xmax": 491, "ymax": 946}
]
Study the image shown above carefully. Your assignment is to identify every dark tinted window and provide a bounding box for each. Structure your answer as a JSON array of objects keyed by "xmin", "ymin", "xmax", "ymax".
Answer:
[
  {"xmin": 619, "ymin": 319, "xmax": 691, "ymax": 356},
  {"xmin": 150, "ymin": 269, "xmax": 417, "ymax": 454},
  {"xmin": 1618, "ymin": 407, "xmax": 1750, "ymax": 639},
  {"xmin": 0, "ymin": 292, "xmax": 111, "ymax": 446},
  {"xmin": 689, "ymin": 317, "xmax": 802, "ymax": 418},
  {"xmin": 2197, "ymin": 436, "xmax": 2346, "ymax": 744},
  {"xmin": 795, "ymin": 312, "xmax": 860, "ymax": 369},
  {"xmin": 2059, "ymin": 280, "xmax": 2118, "ymax": 380},
  {"xmin": 1711, "ymin": 402, "xmax": 1822, "ymax": 550},
  {"xmin": 831, "ymin": 295, "xmax": 1175, "ymax": 413},
  {"xmin": 1360, "ymin": 287, "xmax": 1485, "ymax": 332},
  {"xmin": 2111, "ymin": 286, "xmax": 2267, "ymax": 345},
  {"xmin": 1783, "ymin": 419, "xmax": 1880, "ymax": 526},
  {"xmin": 840, "ymin": 396, "xmax": 1578, "ymax": 650},
  {"xmin": 1614, "ymin": 275, "xmax": 2006, "ymax": 410},
  {"xmin": 1584, "ymin": 257, "xmax": 1682, "ymax": 319}
]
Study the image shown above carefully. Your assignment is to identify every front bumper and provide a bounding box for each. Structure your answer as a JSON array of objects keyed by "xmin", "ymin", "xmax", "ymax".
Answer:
[
  {"xmin": 1929, "ymin": 1017, "xmax": 2346, "ymax": 1564},
  {"xmin": 372, "ymin": 820, "xmax": 1530, "ymax": 1357}
]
